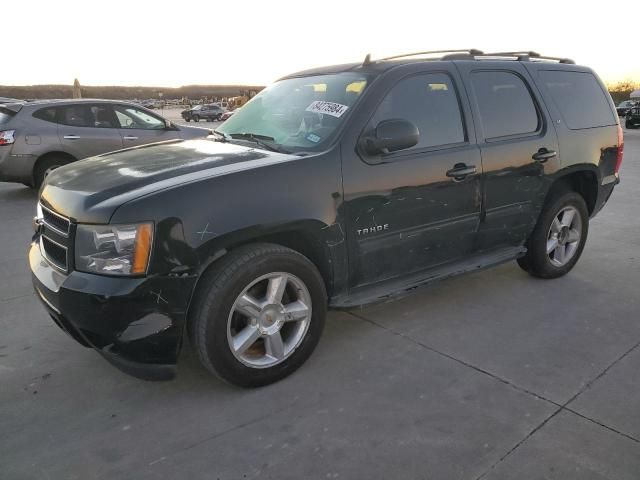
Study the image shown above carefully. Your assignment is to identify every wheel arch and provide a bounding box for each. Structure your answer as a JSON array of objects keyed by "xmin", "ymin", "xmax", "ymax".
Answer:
[
  {"xmin": 33, "ymin": 151, "xmax": 77, "ymax": 185},
  {"xmin": 548, "ymin": 165, "xmax": 600, "ymax": 216},
  {"xmin": 189, "ymin": 222, "xmax": 338, "ymax": 309}
]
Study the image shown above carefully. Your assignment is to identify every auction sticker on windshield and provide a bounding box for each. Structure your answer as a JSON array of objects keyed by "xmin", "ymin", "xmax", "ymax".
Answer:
[{"xmin": 306, "ymin": 101, "xmax": 349, "ymax": 118}]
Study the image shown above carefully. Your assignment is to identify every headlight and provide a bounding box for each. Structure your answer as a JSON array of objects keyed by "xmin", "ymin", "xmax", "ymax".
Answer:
[{"xmin": 75, "ymin": 223, "xmax": 153, "ymax": 276}]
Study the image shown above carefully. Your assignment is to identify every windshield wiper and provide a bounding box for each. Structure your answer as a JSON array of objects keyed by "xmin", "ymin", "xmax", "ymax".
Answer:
[
  {"xmin": 212, "ymin": 129, "xmax": 231, "ymax": 142},
  {"xmin": 227, "ymin": 132, "xmax": 290, "ymax": 154}
]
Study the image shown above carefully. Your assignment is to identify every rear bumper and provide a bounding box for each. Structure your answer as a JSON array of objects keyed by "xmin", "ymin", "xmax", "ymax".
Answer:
[
  {"xmin": 0, "ymin": 149, "xmax": 36, "ymax": 183},
  {"xmin": 29, "ymin": 240, "xmax": 197, "ymax": 380}
]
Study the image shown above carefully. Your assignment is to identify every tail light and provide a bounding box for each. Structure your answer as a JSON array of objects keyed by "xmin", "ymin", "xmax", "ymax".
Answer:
[
  {"xmin": 615, "ymin": 124, "xmax": 624, "ymax": 174},
  {"xmin": 0, "ymin": 130, "xmax": 15, "ymax": 146}
]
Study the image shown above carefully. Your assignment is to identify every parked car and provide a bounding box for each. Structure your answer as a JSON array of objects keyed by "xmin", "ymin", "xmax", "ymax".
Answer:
[
  {"xmin": 219, "ymin": 109, "xmax": 236, "ymax": 121},
  {"xmin": 141, "ymin": 99, "xmax": 163, "ymax": 109},
  {"xmin": 31, "ymin": 50, "xmax": 622, "ymax": 387},
  {"xmin": 181, "ymin": 104, "xmax": 225, "ymax": 122},
  {"xmin": 625, "ymin": 105, "xmax": 640, "ymax": 128},
  {"xmin": 0, "ymin": 99, "xmax": 210, "ymax": 187},
  {"xmin": 616, "ymin": 100, "xmax": 637, "ymax": 117}
]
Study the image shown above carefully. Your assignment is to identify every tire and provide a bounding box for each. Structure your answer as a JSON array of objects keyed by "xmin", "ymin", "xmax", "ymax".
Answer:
[
  {"xmin": 33, "ymin": 155, "xmax": 71, "ymax": 189},
  {"xmin": 189, "ymin": 243, "xmax": 327, "ymax": 387},
  {"xmin": 185, "ymin": 118, "xmax": 191, "ymax": 122},
  {"xmin": 626, "ymin": 119, "xmax": 634, "ymax": 129},
  {"xmin": 517, "ymin": 190, "xmax": 589, "ymax": 279},
  {"xmin": 192, "ymin": 115, "xmax": 200, "ymax": 122}
]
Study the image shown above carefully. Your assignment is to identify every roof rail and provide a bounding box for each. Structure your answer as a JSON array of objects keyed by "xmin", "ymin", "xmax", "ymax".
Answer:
[
  {"xmin": 374, "ymin": 49, "xmax": 484, "ymax": 63},
  {"xmin": 478, "ymin": 51, "xmax": 576, "ymax": 64}
]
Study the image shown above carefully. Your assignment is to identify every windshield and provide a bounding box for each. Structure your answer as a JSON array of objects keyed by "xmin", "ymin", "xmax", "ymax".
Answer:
[{"xmin": 217, "ymin": 72, "xmax": 371, "ymax": 152}]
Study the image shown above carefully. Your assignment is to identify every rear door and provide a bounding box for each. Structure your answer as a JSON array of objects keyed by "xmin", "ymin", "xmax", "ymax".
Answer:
[
  {"xmin": 113, "ymin": 104, "xmax": 181, "ymax": 147},
  {"xmin": 455, "ymin": 63, "xmax": 559, "ymax": 250},
  {"xmin": 57, "ymin": 104, "xmax": 124, "ymax": 158}
]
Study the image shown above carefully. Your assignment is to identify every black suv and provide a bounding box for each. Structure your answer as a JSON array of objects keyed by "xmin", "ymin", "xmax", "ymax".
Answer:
[
  {"xmin": 30, "ymin": 50, "xmax": 623, "ymax": 387},
  {"xmin": 625, "ymin": 105, "xmax": 640, "ymax": 129},
  {"xmin": 181, "ymin": 104, "xmax": 225, "ymax": 122}
]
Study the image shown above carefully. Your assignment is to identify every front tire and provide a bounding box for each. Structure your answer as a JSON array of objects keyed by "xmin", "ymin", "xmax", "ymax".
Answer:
[
  {"xmin": 189, "ymin": 243, "xmax": 327, "ymax": 387},
  {"xmin": 517, "ymin": 190, "xmax": 589, "ymax": 279},
  {"xmin": 192, "ymin": 115, "xmax": 200, "ymax": 122}
]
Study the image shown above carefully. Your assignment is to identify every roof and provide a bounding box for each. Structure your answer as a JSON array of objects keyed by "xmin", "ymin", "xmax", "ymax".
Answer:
[{"xmin": 280, "ymin": 50, "xmax": 580, "ymax": 80}]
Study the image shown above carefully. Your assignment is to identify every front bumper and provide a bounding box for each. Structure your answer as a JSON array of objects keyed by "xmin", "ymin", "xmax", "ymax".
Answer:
[{"xmin": 29, "ymin": 241, "xmax": 197, "ymax": 380}]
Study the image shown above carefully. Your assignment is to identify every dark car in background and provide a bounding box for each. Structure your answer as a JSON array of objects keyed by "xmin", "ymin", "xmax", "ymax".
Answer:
[
  {"xmin": 0, "ymin": 99, "xmax": 210, "ymax": 187},
  {"xmin": 626, "ymin": 105, "xmax": 640, "ymax": 128},
  {"xmin": 181, "ymin": 104, "xmax": 225, "ymax": 122},
  {"xmin": 30, "ymin": 50, "xmax": 622, "ymax": 387},
  {"xmin": 616, "ymin": 100, "xmax": 637, "ymax": 117}
]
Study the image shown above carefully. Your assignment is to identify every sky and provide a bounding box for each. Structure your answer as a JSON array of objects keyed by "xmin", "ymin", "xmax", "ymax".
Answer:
[{"xmin": 5, "ymin": 0, "xmax": 639, "ymax": 88}]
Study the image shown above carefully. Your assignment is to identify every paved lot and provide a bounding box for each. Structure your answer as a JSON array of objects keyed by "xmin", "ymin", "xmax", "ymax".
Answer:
[{"xmin": 1, "ymin": 127, "xmax": 639, "ymax": 479}]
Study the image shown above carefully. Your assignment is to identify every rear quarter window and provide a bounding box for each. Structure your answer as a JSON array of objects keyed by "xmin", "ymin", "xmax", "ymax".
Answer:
[
  {"xmin": 539, "ymin": 70, "xmax": 616, "ymax": 129},
  {"xmin": 33, "ymin": 107, "xmax": 57, "ymax": 123},
  {"xmin": 0, "ymin": 109, "xmax": 15, "ymax": 125}
]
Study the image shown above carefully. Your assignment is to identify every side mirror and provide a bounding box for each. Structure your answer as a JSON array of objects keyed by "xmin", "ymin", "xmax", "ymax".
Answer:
[{"xmin": 361, "ymin": 119, "xmax": 419, "ymax": 155}]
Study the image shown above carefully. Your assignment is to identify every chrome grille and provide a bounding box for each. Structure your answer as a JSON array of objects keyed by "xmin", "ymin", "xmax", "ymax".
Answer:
[
  {"xmin": 41, "ymin": 235, "xmax": 68, "ymax": 272},
  {"xmin": 38, "ymin": 203, "xmax": 71, "ymax": 272},
  {"xmin": 41, "ymin": 204, "xmax": 70, "ymax": 237}
]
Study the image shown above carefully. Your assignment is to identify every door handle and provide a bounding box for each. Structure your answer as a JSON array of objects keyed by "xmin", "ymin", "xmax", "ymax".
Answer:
[
  {"xmin": 446, "ymin": 163, "xmax": 477, "ymax": 181},
  {"xmin": 123, "ymin": 136, "xmax": 139, "ymax": 141},
  {"xmin": 63, "ymin": 135, "xmax": 80, "ymax": 140},
  {"xmin": 532, "ymin": 148, "xmax": 557, "ymax": 163}
]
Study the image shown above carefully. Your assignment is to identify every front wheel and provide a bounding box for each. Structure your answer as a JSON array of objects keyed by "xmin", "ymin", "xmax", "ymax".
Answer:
[
  {"xmin": 517, "ymin": 190, "xmax": 589, "ymax": 278},
  {"xmin": 626, "ymin": 119, "xmax": 634, "ymax": 129},
  {"xmin": 189, "ymin": 243, "xmax": 327, "ymax": 387},
  {"xmin": 192, "ymin": 115, "xmax": 200, "ymax": 122}
]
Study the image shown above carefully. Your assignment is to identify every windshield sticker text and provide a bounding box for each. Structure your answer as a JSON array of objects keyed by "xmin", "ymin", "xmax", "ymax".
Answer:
[
  {"xmin": 306, "ymin": 101, "xmax": 349, "ymax": 118},
  {"xmin": 306, "ymin": 133, "xmax": 321, "ymax": 143}
]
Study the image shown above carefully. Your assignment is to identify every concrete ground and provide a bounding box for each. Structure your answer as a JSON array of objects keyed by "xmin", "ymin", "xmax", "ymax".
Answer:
[{"xmin": 1, "ymin": 127, "xmax": 639, "ymax": 480}]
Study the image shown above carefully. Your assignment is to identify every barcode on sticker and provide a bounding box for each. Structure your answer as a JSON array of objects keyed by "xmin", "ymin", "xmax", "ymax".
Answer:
[{"xmin": 305, "ymin": 101, "xmax": 349, "ymax": 118}]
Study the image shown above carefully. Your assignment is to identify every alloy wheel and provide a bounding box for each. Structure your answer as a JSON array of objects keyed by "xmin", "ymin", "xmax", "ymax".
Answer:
[
  {"xmin": 546, "ymin": 206, "xmax": 582, "ymax": 267},
  {"xmin": 227, "ymin": 272, "xmax": 312, "ymax": 368}
]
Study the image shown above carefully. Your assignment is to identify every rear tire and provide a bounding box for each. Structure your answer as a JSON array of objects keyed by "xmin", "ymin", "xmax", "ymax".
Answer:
[
  {"xmin": 189, "ymin": 243, "xmax": 327, "ymax": 388},
  {"xmin": 517, "ymin": 190, "xmax": 589, "ymax": 279},
  {"xmin": 33, "ymin": 155, "xmax": 71, "ymax": 189}
]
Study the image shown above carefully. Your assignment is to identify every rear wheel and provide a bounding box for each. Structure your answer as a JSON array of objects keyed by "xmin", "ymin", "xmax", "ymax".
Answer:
[
  {"xmin": 33, "ymin": 155, "xmax": 71, "ymax": 189},
  {"xmin": 517, "ymin": 190, "xmax": 589, "ymax": 278},
  {"xmin": 189, "ymin": 243, "xmax": 327, "ymax": 387}
]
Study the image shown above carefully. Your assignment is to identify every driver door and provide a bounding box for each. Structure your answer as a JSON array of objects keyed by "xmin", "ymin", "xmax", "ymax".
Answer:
[
  {"xmin": 341, "ymin": 69, "xmax": 483, "ymax": 288},
  {"xmin": 113, "ymin": 104, "xmax": 180, "ymax": 147}
]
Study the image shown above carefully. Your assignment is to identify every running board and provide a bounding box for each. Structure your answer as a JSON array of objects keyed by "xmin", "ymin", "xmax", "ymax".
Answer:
[{"xmin": 330, "ymin": 246, "xmax": 526, "ymax": 309}]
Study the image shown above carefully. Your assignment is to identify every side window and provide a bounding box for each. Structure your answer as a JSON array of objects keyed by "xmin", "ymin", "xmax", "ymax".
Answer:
[
  {"xmin": 88, "ymin": 105, "xmax": 116, "ymax": 128},
  {"xmin": 539, "ymin": 70, "xmax": 616, "ymax": 130},
  {"xmin": 370, "ymin": 72, "xmax": 466, "ymax": 151},
  {"xmin": 471, "ymin": 71, "xmax": 539, "ymax": 139},
  {"xmin": 57, "ymin": 105, "xmax": 91, "ymax": 127},
  {"xmin": 114, "ymin": 106, "xmax": 165, "ymax": 130},
  {"xmin": 32, "ymin": 108, "xmax": 57, "ymax": 123}
]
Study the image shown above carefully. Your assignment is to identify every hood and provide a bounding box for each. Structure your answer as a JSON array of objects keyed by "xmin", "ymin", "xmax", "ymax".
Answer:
[{"xmin": 40, "ymin": 139, "xmax": 294, "ymax": 223}]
